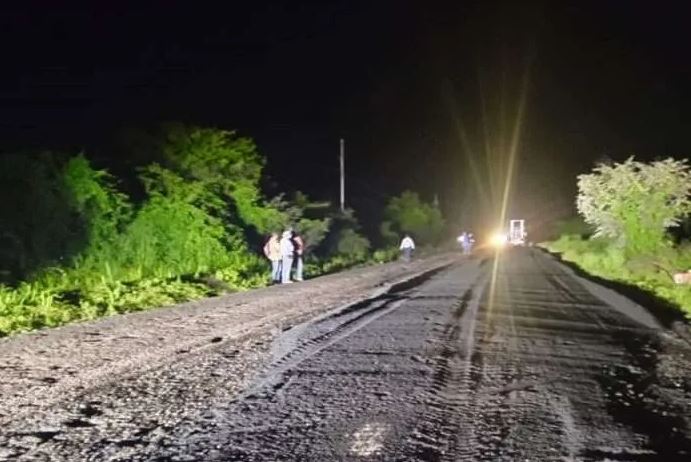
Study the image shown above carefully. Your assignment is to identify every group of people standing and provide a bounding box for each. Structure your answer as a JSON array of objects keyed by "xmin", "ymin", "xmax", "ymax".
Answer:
[
  {"xmin": 264, "ymin": 230, "xmax": 422, "ymax": 284},
  {"xmin": 457, "ymin": 231, "xmax": 475, "ymax": 255},
  {"xmin": 263, "ymin": 229, "xmax": 304, "ymax": 284}
]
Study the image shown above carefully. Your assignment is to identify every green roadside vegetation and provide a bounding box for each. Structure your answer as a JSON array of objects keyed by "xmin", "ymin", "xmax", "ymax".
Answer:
[
  {"xmin": 0, "ymin": 124, "xmax": 444, "ymax": 336},
  {"xmin": 542, "ymin": 157, "xmax": 691, "ymax": 318}
]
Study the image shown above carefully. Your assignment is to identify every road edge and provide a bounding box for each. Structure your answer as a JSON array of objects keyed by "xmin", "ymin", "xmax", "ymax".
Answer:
[{"xmin": 539, "ymin": 248, "xmax": 691, "ymax": 345}]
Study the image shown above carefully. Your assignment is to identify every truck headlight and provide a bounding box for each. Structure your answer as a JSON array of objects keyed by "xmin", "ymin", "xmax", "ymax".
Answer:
[{"xmin": 490, "ymin": 232, "xmax": 507, "ymax": 248}]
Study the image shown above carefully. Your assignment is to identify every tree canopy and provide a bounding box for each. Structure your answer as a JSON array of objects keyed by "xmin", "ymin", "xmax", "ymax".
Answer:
[
  {"xmin": 380, "ymin": 191, "xmax": 444, "ymax": 245},
  {"xmin": 577, "ymin": 157, "xmax": 691, "ymax": 254}
]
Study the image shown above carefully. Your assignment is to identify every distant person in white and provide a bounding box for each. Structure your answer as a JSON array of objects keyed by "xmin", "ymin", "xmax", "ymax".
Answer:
[
  {"xmin": 399, "ymin": 234, "xmax": 415, "ymax": 262},
  {"xmin": 280, "ymin": 229, "xmax": 295, "ymax": 284}
]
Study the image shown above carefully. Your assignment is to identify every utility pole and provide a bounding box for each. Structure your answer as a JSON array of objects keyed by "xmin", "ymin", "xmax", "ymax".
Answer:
[{"xmin": 339, "ymin": 138, "xmax": 345, "ymax": 213}]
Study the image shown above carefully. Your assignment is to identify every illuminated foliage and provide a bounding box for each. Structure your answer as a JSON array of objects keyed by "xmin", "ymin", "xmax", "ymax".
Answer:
[
  {"xmin": 322, "ymin": 209, "xmax": 370, "ymax": 258},
  {"xmin": 262, "ymin": 192, "xmax": 331, "ymax": 252},
  {"xmin": 335, "ymin": 229, "xmax": 371, "ymax": 257},
  {"xmin": 545, "ymin": 234, "xmax": 691, "ymax": 317},
  {"xmin": 381, "ymin": 191, "xmax": 445, "ymax": 245},
  {"xmin": 156, "ymin": 123, "xmax": 285, "ymax": 234},
  {"xmin": 0, "ymin": 125, "xmax": 405, "ymax": 336},
  {"xmin": 63, "ymin": 155, "xmax": 132, "ymax": 264},
  {"xmin": 577, "ymin": 157, "xmax": 691, "ymax": 254}
]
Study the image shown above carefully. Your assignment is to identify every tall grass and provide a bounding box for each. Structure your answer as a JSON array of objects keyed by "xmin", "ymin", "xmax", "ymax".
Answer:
[{"xmin": 544, "ymin": 235, "xmax": 691, "ymax": 317}]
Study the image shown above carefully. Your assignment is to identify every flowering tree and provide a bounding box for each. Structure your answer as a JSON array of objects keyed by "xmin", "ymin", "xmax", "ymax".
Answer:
[{"xmin": 576, "ymin": 157, "xmax": 691, "ymax": 254}]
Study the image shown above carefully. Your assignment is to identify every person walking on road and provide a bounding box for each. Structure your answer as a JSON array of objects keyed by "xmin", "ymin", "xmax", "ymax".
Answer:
[
  {"xmin": 292, "ymin": 231, "xmax": 305, "ymax": 281},
  {"xmin": 457, "ymin": 232, "xmax": 468, "ymax": 252},
  {"xmin": 263, "ymin": 232, "xmax": 282, "ymax": 284},
  {"xmin": 280, "ymin": 229, "xmax": 295, "ymax": 284},
  {"xmin": 399, "ymin": 234, "xmax": 415, "ymax": 262},
  {"xmin": 460, "ymin": 231, "xmax": 474, "ymax": 255}
]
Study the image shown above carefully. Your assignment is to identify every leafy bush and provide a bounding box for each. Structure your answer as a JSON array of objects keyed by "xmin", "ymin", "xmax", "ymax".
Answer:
[
  {"xmin": 0, "ymin": 276, "xmax": 215, "ymax": 336},
  {"xmin": 0, "ymin": 153, "xmax": 85, "ymax": 281},
  {"xmin": 372, "ymin": 247, "xmax": 399, "ymax": 263},
  {"xmin": 544, "ymin": 235, "xmax": 691, "ymax": 317},
  {"xmin": 111, "ymin": 164, "xmax": 236, "ymax": 278},
  {"xmin": 0, "ymin": 124, "xmax": 436, "ymax": 336},
  {"xmin": 266, "ymin": 192, "xmax": 331, "ymax": 253},
  {"xmin": 577, "ymin": 157, "xmax": 691, "ymax": 254},
  {"xmin": 334, "ymin": 229, "xmax": 370, "ymax": 258},
  {"xmin": 545, "ymin": 157, "xmax": 691, "ymax": 318},
  {"xmin": 156, "ymin": 123, "xmax": 289, "ymax": 235},
  {"xmin": 213, "ymin": 252, "xmax": 268, "ymax": 289},
  {"xmin": 381, "ymin": 191, "xmax": 444, "ymax": 245},
  {"xmin": 63, "ymin": 155, "xmax": 132, "ymax": 259},
  {"xmin": 78, "ymin": 278, "xmax": 212, "ymax": 315},
  {"xmin": 0, "ymin": 283, "xmax": 73, "ymax": 335},
  {"xmin": 553, "ymin": 217, "xmax": 593, "ymax": 239}
]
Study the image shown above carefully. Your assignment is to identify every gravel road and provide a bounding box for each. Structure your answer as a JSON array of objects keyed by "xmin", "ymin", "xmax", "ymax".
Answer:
[
  {"xmin": 2, "ymin": 249, "xmax": 690, "ymax": 461},
  {"xmin": 0, "ymin": 253, "xmax": 456, "ymax": 461}
]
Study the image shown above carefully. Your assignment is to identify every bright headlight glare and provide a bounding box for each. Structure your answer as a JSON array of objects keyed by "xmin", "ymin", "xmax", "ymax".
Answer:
[{"xmin": 490, "ymin": 232, "xmax": 507, "ymax": 247}]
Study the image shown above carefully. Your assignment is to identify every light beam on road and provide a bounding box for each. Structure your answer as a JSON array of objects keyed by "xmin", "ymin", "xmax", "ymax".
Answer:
[
  {"xmin": 487, "ymin": 61, "xmax": 532, "ymax": 323},
  {"xmin": 350, "ymin": 422, "xmax": 387, "ymax": 456}
]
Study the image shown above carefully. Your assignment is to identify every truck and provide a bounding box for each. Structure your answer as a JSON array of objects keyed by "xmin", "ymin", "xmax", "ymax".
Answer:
[{"xmin": 508, "ymin": 219, "xmax": 527, "ymax": 246}]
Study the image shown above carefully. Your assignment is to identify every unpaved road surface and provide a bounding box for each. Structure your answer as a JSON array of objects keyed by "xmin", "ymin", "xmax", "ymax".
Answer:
[
  {"xmin": 0, "ymin": 254, "xmax": 456, "ymax": 461},
  {"xmin": 3, "ymin": 249, "xmax": 691, "ymax": 461}
]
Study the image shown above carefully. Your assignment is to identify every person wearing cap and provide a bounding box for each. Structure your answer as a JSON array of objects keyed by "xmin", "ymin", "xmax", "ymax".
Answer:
[{"xmin": 279, "ymin": 228, "xmax": 295, "ymax": 284}]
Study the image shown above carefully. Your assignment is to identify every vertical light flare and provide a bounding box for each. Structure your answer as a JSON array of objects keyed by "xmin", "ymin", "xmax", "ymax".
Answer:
[
  {"xmin": 478, "ymin": 75, "xmax": 498, "ymax": 204},
  {"xmin": 442, "ymin": 49, "xmax": 533, "ymax": 321},
  {"xmin": 487, "ymin": 64, "xmax": 531, "ymax": 322},
  {"xmin": 442, "ymin": 81, "xmax": 490, "ymax": 212}
]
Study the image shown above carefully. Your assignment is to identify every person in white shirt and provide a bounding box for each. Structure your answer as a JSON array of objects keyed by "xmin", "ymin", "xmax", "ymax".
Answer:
[
  {"xmin": 457, "ymin": 232, "xmax": 467, "ymax": 252},
  {"xmin": 399, "ymin": 234, "xmax": 415, "ymax": 262},
  {"xmin": 279, "ymin": 229, "xmax": 295, "ymax": 284}
]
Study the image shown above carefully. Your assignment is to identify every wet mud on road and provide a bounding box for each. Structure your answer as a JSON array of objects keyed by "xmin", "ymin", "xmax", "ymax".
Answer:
[{"xmin": 154, "ymin": 249, "xmax": 691, "ymax": 461}]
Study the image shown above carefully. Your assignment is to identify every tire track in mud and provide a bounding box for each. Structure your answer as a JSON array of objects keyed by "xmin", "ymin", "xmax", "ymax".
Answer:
[
  {"xmin": 238, "ymin": 265, "xmax": 453, "ymax": 402},
  {"xmin": 238, "ymin": 294, "xmax": 409, "ymax": 401},
  {"xmin": 405, "ymin": 264, "xmax": 568, "ymax": 461},
  {"xmin": 403, "ymin": 286, "xmax": 483, "ymax": 460},
  {"xmin": 153, "ymin": 263, "xmax": 484, "ymax": 461}
]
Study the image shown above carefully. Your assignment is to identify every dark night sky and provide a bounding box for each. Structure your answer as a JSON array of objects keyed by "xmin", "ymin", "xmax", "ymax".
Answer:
[{"xmin": 1, "ymin": 1, "xmax": 690, "ymax": 235}]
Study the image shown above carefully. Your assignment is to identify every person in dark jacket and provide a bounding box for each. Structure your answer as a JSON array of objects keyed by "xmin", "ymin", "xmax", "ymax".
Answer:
[{"xmin": 292, "ymin": 231, "xmax": 305, "ymax": 281}]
